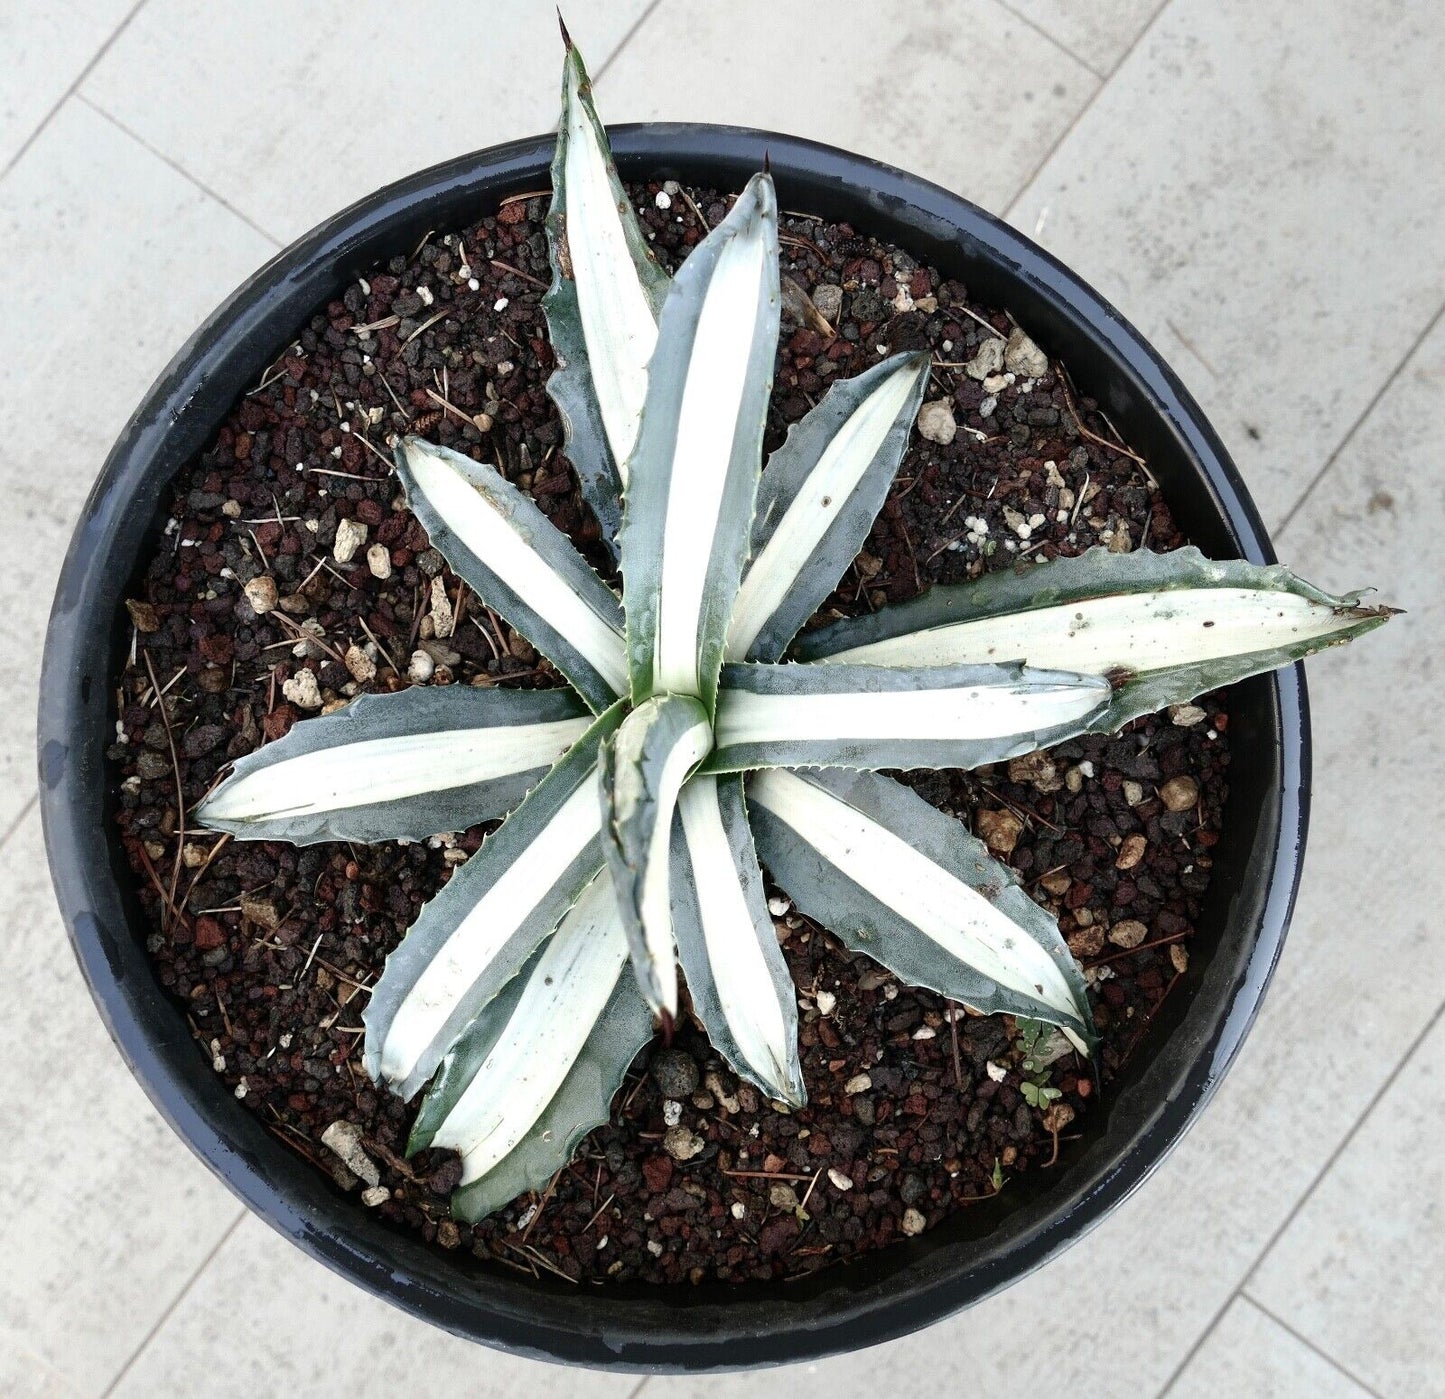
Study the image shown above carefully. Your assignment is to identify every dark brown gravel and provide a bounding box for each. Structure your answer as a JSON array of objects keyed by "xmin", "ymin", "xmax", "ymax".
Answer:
[{"xmin": 110, "ymin": 180, "xmax": 1229, "ymax": 1286}]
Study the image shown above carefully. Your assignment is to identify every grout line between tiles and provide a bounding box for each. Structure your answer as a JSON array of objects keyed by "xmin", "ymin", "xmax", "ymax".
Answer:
[
  {"xmin": 1237, "ymin": 1295, "xmax": 1387, "ymax": 1399},
  {"xmin": 1275, "ymin": 295, "xmax": 1445, "ymax": 541},
  {"xmin": 1153, "ymin": 995, "xmax": 1445, "ymax": 1398},
  {"xmin": 100, "ymin": 1207, "xmax": 246, "ymax": 1397},
  {"xmin": 75, "ymin": 94, "xmax": 284, "ymax": 248},
  {"xmin": 0, "ymin": 0, "xmax": 151, "ymax": 185},
  {"xmin": 0, "ymin": 793, "xmax": 39, "ymax": 858},
  {"xmin": 68, "ymin": 0, "xmax": 662, "ymax": 251},
  {"xmin": 992, "ymin": 0, "xmax": 1106, "ymax": 79},
  {"xmin": 1002, "ymin": 0, "xmax": 1174, "ymax": 220},
  {"xmin": 593, "ymin": 0, "xmax": 666, "ymax": 85}
]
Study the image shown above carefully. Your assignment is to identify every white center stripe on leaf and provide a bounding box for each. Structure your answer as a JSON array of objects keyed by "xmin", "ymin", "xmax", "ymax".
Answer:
[
  {"xmin": 715, "ymin": 676, "xmax": 1107, "ymax": 749},
  {"xmin": 199, "ymin": 719, "xmax": 591, "ymax": 823},
  {"xmin": 434, "ymin": 874, "xmax": 628, "ymax": 1182},
  {"xmin": 654, "ymin": 223, "xmax": 771, "ymax": 697},
  {"xmin": 636, "ymin": 720, "xmax": 712, "ymax": 1014},
  {"xmin": 678, "ymin": 778, "xmax": 793, "ymax": 1092},
  {"xmin": 564, "ymin": 68, "xmax": 657, "ymax": 475},
  {"xmin": 378, "ymin": 777, "xmax": 602, "ymax": 1087},
  {"xmin": 823, "ymin": 588, "xmax": 1353, "ymax": 675},
  {"xmin": 405, "ymin": 448, "xmax": 628, "ymax": 695},
  {"xmin": 726, "ymin": 363, "xmax": 920, "ymax": 660},
  {"xmin": 750, "ymin": 769, "xmax": 1080, "ymax": 1019}
]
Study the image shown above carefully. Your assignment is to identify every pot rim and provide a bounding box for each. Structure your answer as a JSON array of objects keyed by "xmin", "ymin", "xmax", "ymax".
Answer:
[{"xmin": 38, "ymin": 123, "xmax": 1309, "ymax": 1372}]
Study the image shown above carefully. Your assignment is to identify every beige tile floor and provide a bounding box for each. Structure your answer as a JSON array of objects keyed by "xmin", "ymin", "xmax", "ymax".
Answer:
[{"xmin": 2, "ymin": 3, "xmax": 1440, "ymax": 1394}]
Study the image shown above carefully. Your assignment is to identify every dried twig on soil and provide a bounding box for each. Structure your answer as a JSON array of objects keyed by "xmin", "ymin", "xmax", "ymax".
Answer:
[
  {"xmin": 263, "ymin": 1117, "xmax": 329, "ymax": 1171},
  {"xmin": 143, "ymin": 665, "xmax": 187, "ymax": 710},
  {"xmin": 677, "ymin": 186, "xmax": 710, "ymax": 232},
  {"xmin": 581, "ymin": 1193, "xmax": 615, "ymax": 1235},
  {"xmin": 351, "ymin": 430, "xmax": 394, "ymax": 471},
  {"xmin": 923, "ymin": 529, "xmax": 970, "ymax": 565},
  {"xmin": 378, "ymin": 370, "xmax": 412, "ymax": 421},
  {"xmin": 954, "ymin": 303, "xmax": 1006, "ymax": 340},
  {"xmin": 142, "ymin": 649, "xmax": 186, "ymax": 918},
  {"xmin": 181, "ymin": 833, "xmax": 230, "ymax": 914},
  {"xmin": 895, "ymin": 514, "xmax": 922, "ymax": 592},
  {"xmin": 271, "ymin": 609, "xmax": 347, "ymax": 667},
  {"xmin": 406, "ymin": 309, "xmax": 450, "ymax": 344},
  {"xmin": 488, "ymin": 258, "xmax": 548, "ymax": 291},
  {"xmin": 521, "ymin": 1167, "xmax": 564, "ymax": 1244},
  {"xmin": 1057, "ymin": 370, "xmax": 1148, "ymax": 469},
  {"xmin": 306, "ymin": 467, "xmax": 378, "ymax": 482},
  {"xmin": 1117, "ymin": 970, "xmax": 1186, "ymax": 1070},
  {"xmin": 134, "ymin": 839, "xmax": 190, "ymax": 933},
  {"xmin": 502, "ymin": 1240, "xmax": 577, "ymax": 1284},
  {"xmin": 968, "ymin": 779, "xmax": 1062, "ymax": 835},
  {"xmin": 779, "ymin": 230, "xmax": 828, "ymax": 263},
  {"xmin": 424, "ymin": 386, "xmax": 488, "ymax": 432},
  {"xmin": 721, "ymin": 1168, "xmax": 814, "ymax": 1183},
  {"xmin": 297, "ymin": 932, "xmax": 324, "ymax": 982},
  {"xmin": 312, "ymin": 956, "xmax": 373, "ymax": 993},
  {"xmin": 1084, "ymin": 930, "xmax": 1191, "ymax": 970},
  {"xmin": 349, "ymin": 315, "xmax": 401, "ymax": 335},
  {"xmin": 245, "ymin": 346, "xmax": 299, "ymax": 397},
  {"xmin": 356, "ymin": 615, "xmax": 401, "ymax": 678},
  {"xmin": 797, "ymin": 1167, "xmax": 825, "ymax": 1215}
]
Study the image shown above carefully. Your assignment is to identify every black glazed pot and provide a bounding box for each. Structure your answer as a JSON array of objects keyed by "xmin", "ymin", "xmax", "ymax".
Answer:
[{"xmin": 39, "ymin": 128, "xmax": 1308, "ymax": 1372}]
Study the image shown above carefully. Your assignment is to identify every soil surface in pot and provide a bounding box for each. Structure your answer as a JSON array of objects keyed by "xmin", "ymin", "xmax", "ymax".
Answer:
[{"xmin": 110, "ymin": 180, "xmax": 1229, "ymax": 1286}]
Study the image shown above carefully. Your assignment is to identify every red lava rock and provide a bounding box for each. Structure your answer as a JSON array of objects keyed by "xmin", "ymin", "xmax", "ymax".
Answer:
[
  {"xmin": 193, "ymin": 916, "xmax": 225, "ymax": 950},
  {"xmin": 757, "ymin": 1216, "xmax": 800, "ymax": 1255},
  {"xmin": 181, "ymin": 724, "xmax": 227, "ymax": 758},
  {"xmin": 262, "ymin": 704, "xmax": 298, "ymax": 741},
  {"xmin": 198, "ymin": 633, "xmax": 233, "ymax": 665},
  {"xmin": 642, "ymin": 1156, "xmax": 674, "ymax": 1194}
]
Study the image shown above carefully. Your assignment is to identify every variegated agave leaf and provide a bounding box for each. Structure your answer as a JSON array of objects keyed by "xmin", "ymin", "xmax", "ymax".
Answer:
[
  {"xmin": 409, "ymin": 870, "xmax": 655, "ymax": 1222},
  {"xmin": 599, "ymin": 694, "xmax": 712, "ymax": 1016},
  {"xmin": 726, "ymin": 350, "xmax": 931, "ymax": 663},
  {"xmin": 395, "ymin": 436, "xmax": 627, "ymax": 714},
  {"xmin": 670, "ymin": 774, "xmax": 806, "ymax": 1106},
  {"xmin": 796, "ymin": 545, "xmax": 1393, "ymax": 732},
  {"xmin": 748, "ymin": 766, "xmax": 1094, "ymax": 1049},
  {"xmin": 194, "ymin": 687, "xmax": 590, "ymax": 845},
  {"xmin": 709, "ymin": 659, "xmax": 1109, "ymax": 773},
  {"xmin": 363, "ymin": 702, "xmax": 625, "ymax": 1101},
  {"xmin": 543, "ymin": 33, "xmax": 669, "ymax": 553},
  {"xmin": 620, "ymin": 172, "xmax": 781, "ymax": 714}
]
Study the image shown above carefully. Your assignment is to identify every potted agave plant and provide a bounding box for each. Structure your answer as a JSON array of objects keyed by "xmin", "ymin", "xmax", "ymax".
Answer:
[{"xmin": 42, "ymin": 28, "xmax": 1392, "ymax": 1370}]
